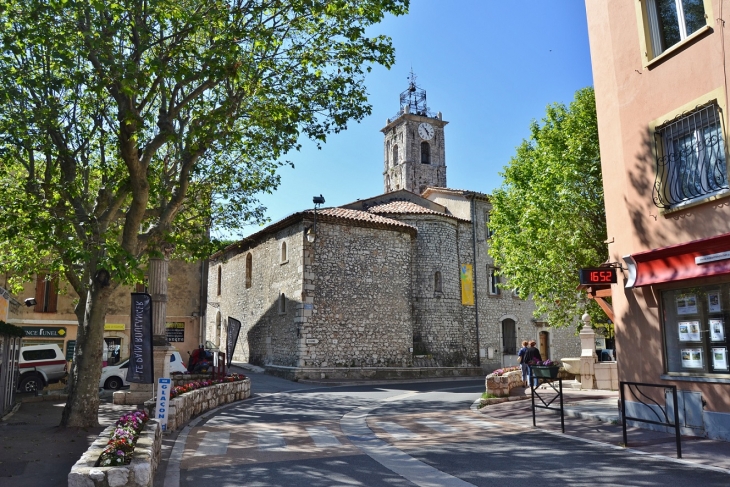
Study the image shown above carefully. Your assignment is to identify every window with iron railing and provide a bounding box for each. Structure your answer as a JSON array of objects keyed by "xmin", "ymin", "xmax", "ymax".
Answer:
[{"xmin": 653, "ymin": 102, "xmax": 729, "ymax": 209}]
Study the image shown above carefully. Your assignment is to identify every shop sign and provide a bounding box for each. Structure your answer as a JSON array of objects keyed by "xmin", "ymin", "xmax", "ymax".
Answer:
[
  {"xmin": 104, "ymin": 323, "xmax": 126, "ymax": 331},
  {"xmin": 156, "ymin": 378, "xmax": 171, "ymax": 431},
  {"xmin": 66, "ymin": 340, "xmax": 76, "ymax": 361},
  {"xmin": 22, "ymin": 326, "xmax": 67, "ymax": 337},
  {"xmin": 695, "ymin": 251, "xmax": 730, "ymax": 265},
  {"xmin": 165, "ymin": 322, "xmax": 185, "ymax": 342}
]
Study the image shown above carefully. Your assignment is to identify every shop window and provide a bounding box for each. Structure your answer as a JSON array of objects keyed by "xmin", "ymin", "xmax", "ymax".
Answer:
[
  {"xmin": 245, "ymin": 253, "xmax": 252, "ymax": 289},
  {"xmin": 661, "ymin": 283, "xmax": 730, "ymax": 375},
  {"xmin": 34, "ymin": 274, "xmax": 58, "ymax": 313}
]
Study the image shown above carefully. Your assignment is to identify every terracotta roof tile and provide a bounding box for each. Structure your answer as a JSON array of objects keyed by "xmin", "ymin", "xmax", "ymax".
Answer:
[
  {"xmin": 309, "ymin": 207, "xmax": 416, "ymax": 230},
  {"xmin": 366, "ymin": 200, "xmax": 447, "ymax": 216}
]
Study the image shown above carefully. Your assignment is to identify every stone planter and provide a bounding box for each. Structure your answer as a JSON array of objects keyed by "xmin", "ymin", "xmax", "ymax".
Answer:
[
  {"xmin": 68, "ymin": 419, "xmax": 161, "ymax": 487},
  {"xmin": 485, "ymin": 369, "xmax": 523, "ymax": 397},
  {"xmin": 144, "ymin": 378, "xmax": 251, "ymax": 432}
]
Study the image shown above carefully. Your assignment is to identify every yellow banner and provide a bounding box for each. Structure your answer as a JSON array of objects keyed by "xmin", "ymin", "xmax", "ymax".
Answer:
[
  {"xmin": 104, "ymin": 323, "xmax": 126, "ymax": 331},
  {"xmin": 460, "ymin": 264, "xmax": 474, "ymax": 305}
]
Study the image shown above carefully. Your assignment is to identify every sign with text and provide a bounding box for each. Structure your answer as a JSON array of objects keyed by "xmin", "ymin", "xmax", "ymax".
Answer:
[
  {"xmin": 104, "ymin": 323, "xmax": 126, "ymax": 331},
  {"xmin": 126, "ymin": 293, "xmax": 153, "ymax": 384},
  {"xmin": 165, "ymin": 322, "xmax": 185, "ymax": 342},
  {"xmin": 155, "ymin": 378, "xmax": 171, "ymax": 432},
  {"xmin": 226, "ymin": 317, "xmax": 242, "ymax": 368},
  {"xmin": 578, "ymin": 268, "xmax": 617, "ymax": 285},
  {"xmin": 22, "ymin": 326, "xmax": 67, "ymax": 337},
  {"xmin": 460, "ymin": 264, "xmax": 474, "ymax": 305}
]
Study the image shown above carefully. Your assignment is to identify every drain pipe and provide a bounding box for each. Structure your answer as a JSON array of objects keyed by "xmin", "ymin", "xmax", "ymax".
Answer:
[{"xmin": 470, "ymin": 194, "xmax": 481, "ymax": 367}]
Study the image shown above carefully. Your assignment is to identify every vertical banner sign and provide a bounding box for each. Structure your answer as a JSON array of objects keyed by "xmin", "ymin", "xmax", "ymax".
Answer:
[
  {"xmin": 226, "ymin": 317, "xmax": 242, "ymax": 368},
  {"xmin": 126, "ymin": 293, "xmax": 154, "ymax": 383},
  {"xmin": 155, "ymin": 378, "xmax": 171, "ymax": 431},
  {"xmin": 460, "ymin": 264, "xmax": 475, "ymax": 305}
]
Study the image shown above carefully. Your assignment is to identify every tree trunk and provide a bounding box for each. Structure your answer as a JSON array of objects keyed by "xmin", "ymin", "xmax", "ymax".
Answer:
[{"xmin": 60, "ymin": 281, "xmax": 111, "ymax": 427}]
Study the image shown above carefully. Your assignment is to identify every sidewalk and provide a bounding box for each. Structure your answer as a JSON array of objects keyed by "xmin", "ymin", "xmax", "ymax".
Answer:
[
  {"xmin": 0, "ymin": 392, "xmax": 136, "ymax": 487},
  {"xmin": 477, "ymin": 386, "xmax": 730, "ymax": 474}
]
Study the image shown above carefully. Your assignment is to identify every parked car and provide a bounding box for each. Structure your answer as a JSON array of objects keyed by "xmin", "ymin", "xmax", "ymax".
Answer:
[
  {"xmin": 18, "ymin": 344, "xmax": 68, "ymax": 393},
  {"xmin": 99, "ymin": 350, "xmax": 188, "ymax": 390}
]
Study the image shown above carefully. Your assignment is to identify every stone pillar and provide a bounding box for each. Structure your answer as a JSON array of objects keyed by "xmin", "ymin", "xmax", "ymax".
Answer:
[
  {"xmin": 149, "ymin": 255, "xmax": 173, "ymax": 390},
  {"xmin": 579, "ymin": 313, "xmax": 598, "ymax": 390}
]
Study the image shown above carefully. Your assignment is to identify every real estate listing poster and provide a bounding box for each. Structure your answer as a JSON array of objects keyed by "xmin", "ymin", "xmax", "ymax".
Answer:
[
  {"xmin": 678, "ymin": 321, "xmax": 701, "ymax": 342},
  {"xmin": 708, "ymin": 291, "xmax": 722, "ymax": 313},
  {"xmin": 710, "ymin": 319, "xmax": 725, "ymax": 342},
  {"xmin": 681, "ymin": 348, "xmax": 704, "ymax": 369},
  {"xmin": 712, "ymin": 348, "xmax": 728, "ymax": 371},
  {"xmin": 676, "ymin": 294, "xmax": 698, "ymax": 315}
]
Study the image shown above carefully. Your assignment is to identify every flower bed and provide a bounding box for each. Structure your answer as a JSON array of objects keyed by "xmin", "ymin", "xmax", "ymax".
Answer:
[
  {"xmin": 68, "ymin": 413, "xmax": 161, "ymax": 487},
  {"xmin": 98, "ymin": 411, "xmax": 149, "ymax": 467},
  {"xmin": 144, "ymin": 374, "xmax": 251, "ymax": 432}
]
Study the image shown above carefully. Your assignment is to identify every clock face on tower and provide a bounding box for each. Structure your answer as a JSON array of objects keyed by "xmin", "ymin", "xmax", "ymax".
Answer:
[{"xmin": 418, "ymin": 122, "xmax": 434, "ymax": 140}]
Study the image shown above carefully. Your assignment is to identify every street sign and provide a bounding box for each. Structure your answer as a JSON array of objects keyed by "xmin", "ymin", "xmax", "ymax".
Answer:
[{"xmin": 156, "ymin": 378, "xmax": 171, "ymax": 432}]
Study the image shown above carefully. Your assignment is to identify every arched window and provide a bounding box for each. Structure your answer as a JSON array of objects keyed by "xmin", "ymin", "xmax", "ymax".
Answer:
[
  {"xmin": 216, "ymin": 265, "xmax": 222, "ymax": 296},
  {"xmin": 501, "ymin": 318, "xmax": 516, "ymax": 354},
  {"xmin": 434, "ymin": 271, "xmax": 442, "ymax": 293},
  {"xmin": 386, "ymin": 140, "xmax": 391, "ymax": 167},
  {"xmin": 392, "ymin": 144, "xmax": 399, "ymax": 165},
  {"xmin": 245, "ymin": 253, "xmax": 252, "ymax": 289},
  {"xmin": 279, "ymin": 293, "xmax": 286, "ymax": 313},
  {"xmin": 421, "ymin": 141, "xmax": 430, "ymax": 164},
  {"xmin": 281, "ymin": 241, "xmax": 288, "ymax": 263}
]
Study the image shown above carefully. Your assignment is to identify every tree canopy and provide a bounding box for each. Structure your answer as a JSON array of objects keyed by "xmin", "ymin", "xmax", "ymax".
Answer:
[
  {"xmin": 488, "ymin": 87, "xmax": 608, "ymax": 328},
  {"xmin": 0, "ymin": 0, "xmax": 408, "ymax": 426}
]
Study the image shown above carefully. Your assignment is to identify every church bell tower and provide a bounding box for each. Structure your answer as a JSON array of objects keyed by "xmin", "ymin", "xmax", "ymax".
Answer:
[{"xmin": 381, "ymin": 72, "xmax": 448, "ymax": 194}]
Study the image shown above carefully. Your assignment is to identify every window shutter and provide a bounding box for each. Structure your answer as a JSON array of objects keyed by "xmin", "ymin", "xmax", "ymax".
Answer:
[
  {"xmin": 34, "ymin": 274, "xmax": 45, "ymax": 312},
  {"xmin": 47, "ymin": 278, "xmax": 58, "ymax": 313}
]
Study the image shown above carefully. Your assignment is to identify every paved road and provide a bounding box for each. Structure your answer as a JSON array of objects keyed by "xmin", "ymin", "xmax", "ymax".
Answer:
[{"xmin": 159, "ymin": 370, "xmax": 730, "ymax": 487}]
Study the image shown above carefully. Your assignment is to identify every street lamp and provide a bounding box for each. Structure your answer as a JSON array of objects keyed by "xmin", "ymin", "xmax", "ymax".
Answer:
[{"xmin": 307, "ymin": 195, "xmax": 325, "ymax": 243}]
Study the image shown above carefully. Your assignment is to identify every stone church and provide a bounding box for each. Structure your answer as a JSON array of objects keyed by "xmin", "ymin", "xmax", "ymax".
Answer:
[{"xmin": 206, "ymin": 78, "xmax": 579, "ymax": 379}]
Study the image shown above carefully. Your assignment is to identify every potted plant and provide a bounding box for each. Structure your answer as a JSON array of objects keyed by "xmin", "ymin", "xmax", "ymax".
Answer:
[{"xmin": 529, "ymin": 359, "xmax": 561, "ymax": 379}]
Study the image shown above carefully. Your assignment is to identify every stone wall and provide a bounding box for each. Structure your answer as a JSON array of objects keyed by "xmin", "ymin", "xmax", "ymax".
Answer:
[
  {"xmin": 68, "ymin": 419, "xmax": 161, "ymax": 487},
  {"xmin": 485, "ymin": 369, "xmax": 523, "ymax": 397},
  {"xmin": 302, "ymin": 221, "xmax": 414, "ymax": 367},
  {"xmin": 208, "ymin": 224, "xmax": 304, "ymax": 366},
  {"xmin": 144, "ymin": 378, "xmax": 251, "ymax": 432}
]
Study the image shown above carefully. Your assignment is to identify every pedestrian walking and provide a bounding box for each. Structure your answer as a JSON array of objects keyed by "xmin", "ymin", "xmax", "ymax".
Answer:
[
  {"xmin": 517, "ymin": 340, "xmax": 529, "ymax": 387},
  {"xmin": 523, "ymin": 340, "xmax": 542, "ymax": 387}
]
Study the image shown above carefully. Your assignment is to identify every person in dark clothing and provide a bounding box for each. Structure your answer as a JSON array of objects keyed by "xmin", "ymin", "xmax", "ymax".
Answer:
[{"xmin": 523, "ymin": 340, "xmax": 543, "ymax": 387}]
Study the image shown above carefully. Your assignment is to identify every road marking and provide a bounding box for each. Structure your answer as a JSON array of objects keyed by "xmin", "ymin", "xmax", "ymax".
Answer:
[
  {"xmin": 193, "ymin": 431, "xmax": 230, "ymax": 456},
  {"xmin": 417, "ymin": 420, "xmax": 461, "ymax": 434},
  {"xmin": 454, "ymin": 415, "xmax": 499, "ymax": 428},
  {"xmin": 306, "ymin": 426, "xmax": 342, "ymax": 448},
  {"xmin": 375, "ymin": 421, "xmax": 419, "ymax": 440},
  {"xmin": 342, "ymin": 406, "xmax": 476, "ymax": 487},
  {"xmin": 257, "ymin": 429, "xmax": 287, "ymax": 451}
]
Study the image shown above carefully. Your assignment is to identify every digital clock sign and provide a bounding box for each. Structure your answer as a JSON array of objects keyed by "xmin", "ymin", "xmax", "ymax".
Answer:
[{"xmin": 579, "ymin": 268, "xmax": 617, "ymax": 285}]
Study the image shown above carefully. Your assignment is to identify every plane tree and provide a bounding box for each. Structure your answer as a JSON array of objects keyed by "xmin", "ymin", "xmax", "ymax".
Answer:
[
  {"xmin": 0, "ymin": 0, "xmax": 408, "ymax": 427},
  {"xmin": 488, "ymin": 87, "xmax": 608, "ymax": 328}
]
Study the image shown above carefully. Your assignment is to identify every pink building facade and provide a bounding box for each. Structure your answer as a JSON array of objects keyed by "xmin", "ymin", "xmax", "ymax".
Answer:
[{"xmin": 586, "ymin": 0, "xmax": 730, "ymax": 440}]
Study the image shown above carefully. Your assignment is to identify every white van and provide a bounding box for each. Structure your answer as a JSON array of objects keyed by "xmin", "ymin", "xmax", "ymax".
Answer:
[{"xmin": 99, "ymin": 350, "xmax": 188, "ymax": 389}]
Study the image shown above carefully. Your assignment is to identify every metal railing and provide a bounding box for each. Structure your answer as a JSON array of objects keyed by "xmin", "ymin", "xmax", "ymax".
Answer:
[{"xmin": 619, "ymin": 381, "xmax": 681, "ymax": 458}]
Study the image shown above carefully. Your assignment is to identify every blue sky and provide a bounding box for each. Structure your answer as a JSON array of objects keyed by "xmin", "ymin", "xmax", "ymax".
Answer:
[{"xmin": 225, "ymin": 1, "xmax": 594, "ymax": 239}]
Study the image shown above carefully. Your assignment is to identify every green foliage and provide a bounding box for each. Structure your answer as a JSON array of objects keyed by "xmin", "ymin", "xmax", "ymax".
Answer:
[
  {"xmin": 0, "ymin": 0, "xmax": 408, "ymax": 293},
  {"xmin": 488, "ymin": 87, "xmax": 608, "ymax": 327},
  {"xmin": 0, "ymin": 321, "xmax": 25, "ymax": 338}
]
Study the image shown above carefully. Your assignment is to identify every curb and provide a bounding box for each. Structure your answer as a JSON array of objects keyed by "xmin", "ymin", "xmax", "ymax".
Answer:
[{"xmin": 0, "ymin": 401, "xmax": 22, "ymax": 422}]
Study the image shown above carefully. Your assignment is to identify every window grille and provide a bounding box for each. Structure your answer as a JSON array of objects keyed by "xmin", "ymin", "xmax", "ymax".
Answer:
[{"xmin": 653, "ymin": 102, "xmax": 729, "ymax": 208}]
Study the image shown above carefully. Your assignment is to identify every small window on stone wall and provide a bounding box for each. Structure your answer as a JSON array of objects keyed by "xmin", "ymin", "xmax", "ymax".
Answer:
[
  {"xmin": 279, "ymin": 293, "xmax": 286, "ymax": 314},
  {"xmin": 245, "ymin": 253, "xmax": 252, "ymax": 289},
  {"xmin": 488, "ymin": 266, "xmax": 500, "ymax": 295},
  {"xmin": 217, "ymin": 266, "xmax": 222, "ymax": 295},
  {"xmin": 434, "ymin": 271, "xmax": 442, "ymax": 293},
  {"xmin": 281, "ymin": 241, "xmax": 288, "ymax": 263},
  {"xmin": 393, "ymin": 144, "xmax": 399, "ymax": 165}
]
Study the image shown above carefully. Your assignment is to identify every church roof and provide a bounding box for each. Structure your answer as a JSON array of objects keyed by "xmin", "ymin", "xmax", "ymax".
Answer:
[
  {"xmin": 366, "ymin": 200, "xmax": 454, "ymax": 217},
  {"xmin": 421, "ymin": 187, "xmax": 490, "ymax": 201},
  {"xmin": 314, "ymin": 207, "xmax": 417, "ymax": 230}
]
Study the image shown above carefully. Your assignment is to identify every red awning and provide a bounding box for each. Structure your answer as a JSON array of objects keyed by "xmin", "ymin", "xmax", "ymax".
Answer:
[{"xmin": 624, "ymin": 232, "xmax": 730, "ymax": 287}]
